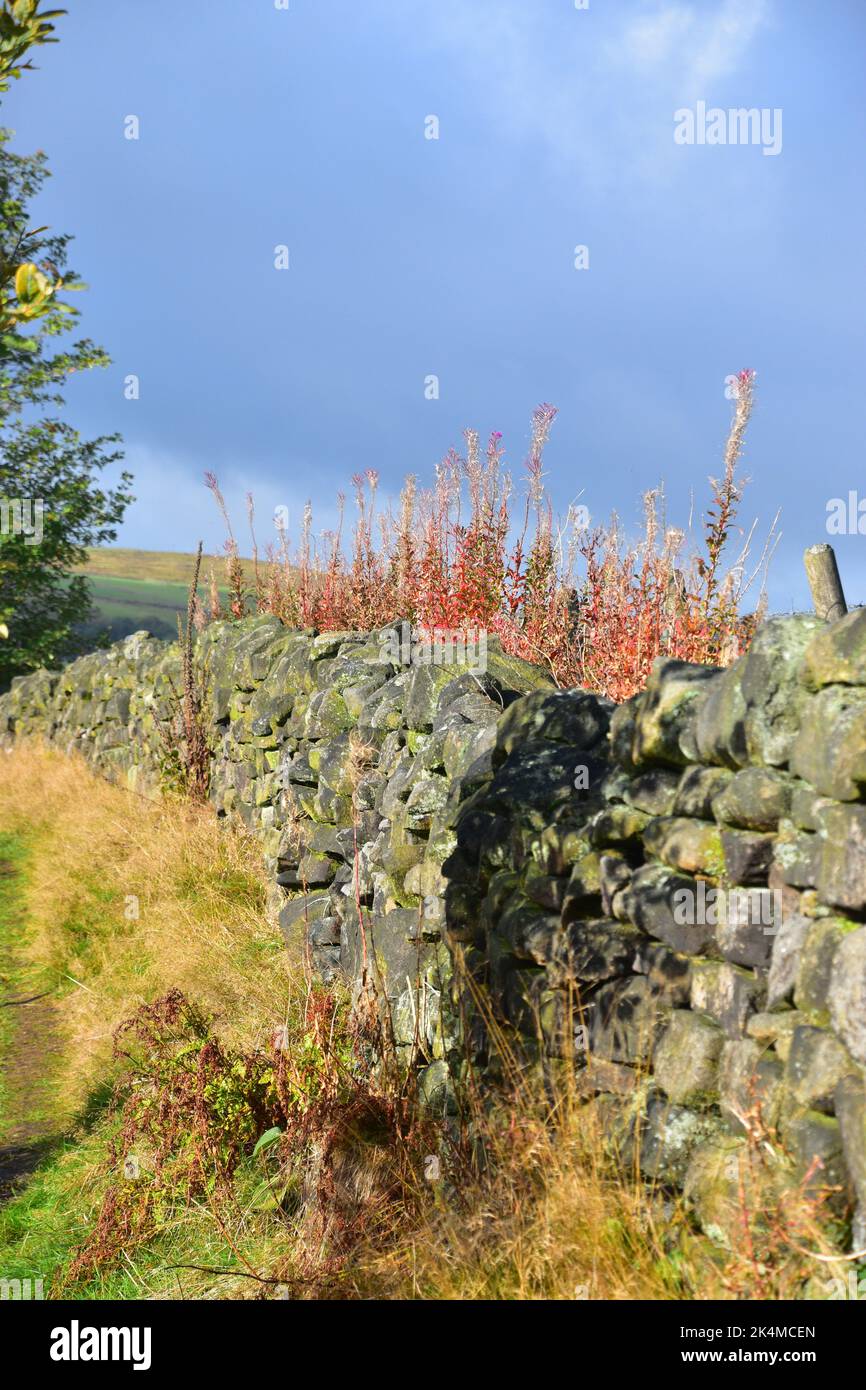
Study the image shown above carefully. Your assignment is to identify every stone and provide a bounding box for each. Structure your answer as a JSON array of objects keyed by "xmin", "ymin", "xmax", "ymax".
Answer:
[
  {"xmin": 588, "ymin": 976, "xmax": 670, "ymax": 1063},
  {"xmin": 672, "ymin": 765, "xmax": 733, "ymax": 819},
  {"xmin": 711, "ymin": 767, "xmax": 794, "ymax": 831},
  {"xmin": 404, "ymin": 775, "xmax": 449, "ymax": 831},
  {"xmin": 344, "ymin": 677, "xmax": 392, "ymax": 721},
  {"xmin": 533, "ymin": 823, "xmax": 592, "ymax": 876},
  {"xmin": 789, "ymin": 685, "xmax": 866, "ymax": 801},
  {"xmin": 359, "ymin": 680, "xmax": 406, "ymax": 732},
  {"xmin": 632, "ymin": 940, "xmax": 693, "ymax": 1006},
  {"xmin": 589, "ymin": 804, "xmax": 651, "ymax": 847},
  {"xmin": 816, "ymin": 802, "xmax": 866, "ymax": 912},
  {"xmin": 828, "ymin": 927, "xmax": 866, "ymax": 1065},
  {"xmin": 524, "ymin": 861, "xmax": 568, "ymax": 912},
  {"xmin": 341, "ymin": 904, "xmax": 428, "ymax": 999},
  {"xmin": 574, "ymin": 1058, "xmax": 641, "ymax": 1098},
  {"xmin": 297, "ymin": 852, "xmax": 337, "ymax": 887},
  {"xmin": 653, "ymin": 1011, "xmax": 724, "ymax": 1106},
  {"xmin": 621, "ymin": 769, "xmax": 680, "ymax": 816},
  {"xmin": 740, "ymin": 615, "xmax": 825, "ymax": 766},
  {"xmin": 718, "ymin": 1039, "xmax": 784, "ymax": 1132},
  {"xmin": 308, "ymin": 915, "xmax": 342, "ymax": 947},
  {"xmin": 772, "ymin": 821, "xmax": 820, "ymax": 889},
  {"xmin": 609, "ymin": 697, "xmax": 639, "ymax": 769},
  {"xmin": 834, "ymin": 1075, "xmax": 866, "ymax": 1216},
  {"xmin": 403, "ymin": 859, "xmax": 446, "ymax": 899},
  {"xmin": 560, "ymin": 852, "xmax": 603, "ymax": 921},
  {"xmin": 767, "ymin": 912, "xmax": 810, "ymax": 1007},
  {"xmin": 316, "ymin": 736, "xmax": 357, "ymax": 796},
  {"xmin": 684, "ymin": 1134, "xmax": 752, "ymax": 1246},
  {"xmin": 794, "ymin": 917, "xmax": 847, "ymax": 1018},
  {"xmin": 638, "ymin": 1098, "xmax": 723, "ymax": 1185},
  {"xmin": 304, "ymin": 688, "xmax": 352, "ymax": 738},
  {"xmin": 619, "ymin": 863, "xmax": 716, "ymax": 955},
  {"xmin": 495, "ymin": 687, "xmax": 611, "ymax": 756},
  {"xmin": 417, "ymin": 1059, "xmax": 457, "ymax": 1114},
  {"xmin": 801, "ymin": 606, "xmax": 866, "ymax": 690},
  {"xmin": 642, "ymin": 817, "xmax": 725, "ymax": 876},
  {"xmin": 495, "ymin": 895, "xmax": 562, "ymax": 965},
  {"xmin": 311, "ymin": 631, "xmax": 358, "ymax": 660},
  {"xmin": 537, "ymin": 988, "xmax": 588, "ymax": 1059},
  {"xmin": 746, "ymin": 1009, "xmax": 806, "ymax": 1061},
  {"xmin": 715, "ymin": 892, "xmax": 776, "ymax": 970},
  {"xmin": 689, "ymin": 960, "xmax": 763, "ymax": 1038},
  {"xmin": 694, "ymin": 664, "xmax": 748, "ymax": 769},
  {"xmin": 720, "ymin": 829, "xmax": 775, "ymax": 885},
  {"xmin": 785, "ymin": 1025, "xmax": 858, "ymax": 1113},
  {"xmin": 441, "ymin": 881, "xmax": 484, "ymax": 943},
  {"xmin": 484, "ymin": 745, "xmax": 606, "ymax": 831},
  {"xmin": 779, "ymin": 1109, "xmax": 847, "ymax": 1195},
  {"xmin": 629, "ymin": 658, "xmax": 721, "ymax": 768},
  {"xmin": 599, "ymin": 852, "xmax": 632, "ymax": 917},
  {"xmin": 557, "ymin": 917, "xmax": 641, "ymax": 985},
  {"xmin": 278, "ymin": 892, "xmax": 330, "ymax": 946},
  {"xmin": 789, "ymin": 784, "xmax": 832, "ymax": 831}
]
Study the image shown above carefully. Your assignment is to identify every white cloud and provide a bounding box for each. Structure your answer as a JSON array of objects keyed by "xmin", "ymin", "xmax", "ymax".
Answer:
[
  {"xmin": 618, "ymin": 4, "xmax": 697, "ymax": 73},
  {"xmin": 113, "ymin": 444, "xmax": 345, "ymax": 559},
  {"xmin": 381, "ymin": 0, "xmax": 772, "ymax": 187},
  {"xmin": 616, "ymin": 0, "xmax": 771, "ymax": 93}
]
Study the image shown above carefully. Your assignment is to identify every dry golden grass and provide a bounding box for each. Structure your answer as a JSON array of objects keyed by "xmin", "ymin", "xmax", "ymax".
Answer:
[
  {"xmin": 340, "ymin": 1100, "xmax": 710, "ymax": 1301},
  {"xmin": 0, "ymin": 742, "xmax": 294, "ymax": 1114}
]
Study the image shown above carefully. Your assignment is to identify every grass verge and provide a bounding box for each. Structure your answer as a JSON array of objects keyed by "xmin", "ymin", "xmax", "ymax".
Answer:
[{"xmin": 0, "ymin": 742, "xmax": 841, "ymax": 1301}]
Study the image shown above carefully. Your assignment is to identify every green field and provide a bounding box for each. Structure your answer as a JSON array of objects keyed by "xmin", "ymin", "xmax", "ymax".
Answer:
[
  {"xmin": 74, "ymin": 548, "xmax": 257, "ymax": 644},
  {"xmin": 77, "ymin": 574, "xmax": 197, "ymax": 644}
]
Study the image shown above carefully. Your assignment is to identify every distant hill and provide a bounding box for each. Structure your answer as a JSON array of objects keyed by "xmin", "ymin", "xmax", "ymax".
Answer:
[
  {"xmin": 78, "ymin": 547, "xmax": 257, "ymax": 585},
  {"xmin": 73, "ymin": 548, "xmax": 258, "ymax": 645}
]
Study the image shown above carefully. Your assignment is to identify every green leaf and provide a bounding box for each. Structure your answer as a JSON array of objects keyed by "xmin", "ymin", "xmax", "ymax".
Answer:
[
  {"xmin": 252, "ymin": 1126, "xmax": 283, "ymax": 1157},
  {"xmin": 14, "ymin": 260, "xmax": 50, "ymax": 304}
]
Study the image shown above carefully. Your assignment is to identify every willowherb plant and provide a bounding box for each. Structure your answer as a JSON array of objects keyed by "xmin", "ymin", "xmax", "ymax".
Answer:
[
  {"xmin": 205, "ymin": 376, "xmax": 776, "ymax": 698},
  {"xmin": 204, "ymin": 471, "xmax": 247, "ymax": 619},
  {"xmin": 156, "ymin": 542, "xmax": 211, "ymax": 800}
]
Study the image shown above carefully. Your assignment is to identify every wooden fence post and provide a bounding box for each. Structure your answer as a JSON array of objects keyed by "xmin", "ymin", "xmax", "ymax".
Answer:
[{"xmin": 804, "ymin": 543, "xmax": 848, "ymax": 623}]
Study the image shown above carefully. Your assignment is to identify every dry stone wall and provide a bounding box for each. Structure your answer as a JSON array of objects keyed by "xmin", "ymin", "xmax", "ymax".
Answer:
[{"xmin": 2, "ymin": 607, "xmax": 866, "ymax": 1250}]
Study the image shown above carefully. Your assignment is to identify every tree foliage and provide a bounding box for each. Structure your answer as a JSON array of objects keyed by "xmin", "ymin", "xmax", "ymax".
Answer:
[
  {"xmin": 0, "ymin": 2, "xmax": 133, "ymax": 687},
  {"xmin": 0, "ymin": 2, "xmax": 66, "ymax": 333},
  {"xmin": 0, "ymin": 422, "xmax": 128, "ymax": 675}
]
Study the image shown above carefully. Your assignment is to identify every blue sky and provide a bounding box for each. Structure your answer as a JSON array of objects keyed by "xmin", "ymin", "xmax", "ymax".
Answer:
[{"xmin": 4, "ymin": 0, "xmax": 866, "ymax": 611}]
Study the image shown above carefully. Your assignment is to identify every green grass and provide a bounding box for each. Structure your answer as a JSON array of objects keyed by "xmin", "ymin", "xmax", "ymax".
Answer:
[
  {"xmin": 0, "ymin": 826, "xmax": 284, "ymax": 1301},
  {"xmin": 77, "ymin": 574, "xmax": 207, "ymax": 644},
  {"xmin": 0, "ymin": 832, "xmax": 27, "ymax": 1129},
  {"xmin": 0, "ymin": 832, "xmax": 86, "ymax": 1300},
  {"xmin": 0, "ymin": 1091, "xmax": 277, "ymax": 1300}
]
